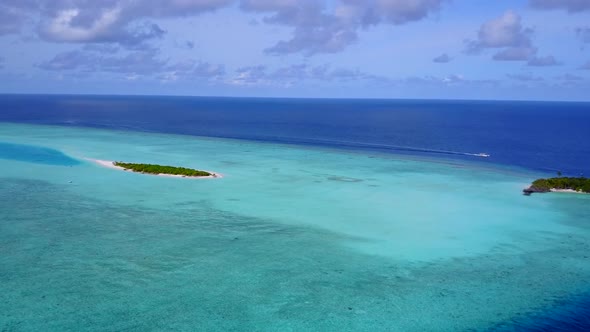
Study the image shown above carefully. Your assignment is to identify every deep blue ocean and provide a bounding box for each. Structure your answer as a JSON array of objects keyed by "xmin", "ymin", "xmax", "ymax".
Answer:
[
  {"xmin": 1, "ymin": 94, "xmax": 590, "ymax": 331},
  {"xmin": 0, "ymin": 94, "xmax": 589, "ymax": 176}
]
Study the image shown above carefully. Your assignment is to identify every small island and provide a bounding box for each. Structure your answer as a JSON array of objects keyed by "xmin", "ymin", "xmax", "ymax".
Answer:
[
  {"xmin": 523, "ymin": 177, "xmax": 590, "ymax": 195},
  {"xmin": 86, "ymin": 158, "xmax": 221, "ymax": 179},
  {"xmin": 113, "ymin": 161, "xmax": 217, "ymax": 178}
]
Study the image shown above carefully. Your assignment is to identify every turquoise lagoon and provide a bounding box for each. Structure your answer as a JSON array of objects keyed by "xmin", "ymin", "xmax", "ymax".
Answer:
[{"xmin": 1, "ymin": 122, "xmax": 590, "ymax": 331}]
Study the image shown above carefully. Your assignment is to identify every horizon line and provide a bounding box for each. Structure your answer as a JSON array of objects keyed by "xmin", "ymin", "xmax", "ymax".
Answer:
[{"xmin": 1, "ymin": 92, "xmax": 589, "ymax": 104}]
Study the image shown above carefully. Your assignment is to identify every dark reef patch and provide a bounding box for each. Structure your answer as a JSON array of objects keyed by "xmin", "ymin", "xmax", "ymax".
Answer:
[
  {"xmin": 326, "ymin": 176, "xmax": 363, "ymax": 183},
  {"xmin": 0, "ymin": 142, "xmax": 79, "ymax": 166}
]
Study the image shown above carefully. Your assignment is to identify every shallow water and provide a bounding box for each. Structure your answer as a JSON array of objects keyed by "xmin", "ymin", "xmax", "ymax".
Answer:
[{"xmin": 1, "ymin": 123, "xmax": 589, "ymax": 331}]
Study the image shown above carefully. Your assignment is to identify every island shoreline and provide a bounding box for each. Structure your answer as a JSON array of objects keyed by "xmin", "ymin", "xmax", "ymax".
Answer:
[
  {"xmin": 86, "ymin": 158, "xmax": 223, "ymax": 179},
  {"xmin": 523, "ymin": 176, "xmax": 590, "ymax": 195}
]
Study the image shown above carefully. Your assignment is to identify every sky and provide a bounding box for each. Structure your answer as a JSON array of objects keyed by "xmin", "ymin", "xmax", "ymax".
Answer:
[{"xmin": 0, "ymin": 0, "xmax": 589, "ymax": 101}]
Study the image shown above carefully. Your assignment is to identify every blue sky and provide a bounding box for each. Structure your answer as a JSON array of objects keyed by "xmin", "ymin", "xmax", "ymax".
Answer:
[{"xmin": 0, "ymin": 0, "xmax": 589, "ymax": 101}]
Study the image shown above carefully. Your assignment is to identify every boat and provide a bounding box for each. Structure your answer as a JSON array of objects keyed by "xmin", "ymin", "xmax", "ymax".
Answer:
[{"xmin": 475, "ymin": 153, "xmax": 490, "ymax": 158}]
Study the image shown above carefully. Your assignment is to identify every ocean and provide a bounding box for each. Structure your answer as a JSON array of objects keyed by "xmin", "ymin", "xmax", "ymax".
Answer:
[{"xmin": 1, "ymin": 94, "xmax": 589, "ymax": 331}]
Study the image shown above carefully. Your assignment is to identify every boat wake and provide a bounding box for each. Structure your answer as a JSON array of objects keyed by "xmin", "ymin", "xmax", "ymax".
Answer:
[
  {"xmin": 465, "ymin": 152, "xmax": 490, "ymax": 158},
  {"xmin": 246, "ymin": 136, "xmax": 491, "ymax": 159}
]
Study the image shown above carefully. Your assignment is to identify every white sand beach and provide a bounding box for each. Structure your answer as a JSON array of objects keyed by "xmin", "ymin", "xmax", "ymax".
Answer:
[{"xmin": 550, "ymin": 188, "xmax": 585, "ymax": 194}]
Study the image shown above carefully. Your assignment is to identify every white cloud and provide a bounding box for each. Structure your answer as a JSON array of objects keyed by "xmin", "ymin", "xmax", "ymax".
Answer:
[
  {"xmin": 36, "ymin": 0, "xmax": 231, "ymax": 46},
  {"xmin": 467, "ymin": 11, "xmax": 533, "ymax": 51},
  {"xmin": 242, "ymin": 0, "xmax": 448, "ymax": 55},
  {"xmin": 466, "ymin": 11, "xmax": 559, "ymax": 64},
  {"xmin": 1, "ymin": 0, "xmax": 449, "ymax": 55},
  {"xmin": 43, "ymin": 7, "xmax": 124, "ymax": 43}
]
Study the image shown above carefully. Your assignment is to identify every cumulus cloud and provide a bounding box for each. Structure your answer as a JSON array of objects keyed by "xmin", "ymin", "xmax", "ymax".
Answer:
[
  {"xmin": 0, "ymin": 0, "xmax": 230, "ymax": 46},
  {"xmin": 469, "ymin": 11, "xmax": 532, "ymax": 49},
  {"xmin": 466, "ymin": 11, "xmax": 536, "ymax": 61},
  {"xmin": 466, "ymin": 10, "xmax": 559, "ymax": 65},
  {"xmin": 42, "ymin": 16, "xmax": 167, "ymax": 46},
  {"xmin": 0, "ymin": 0, "xmax": 448, "ymax": 55},
  {"xmin": 37, "ymin": 0, "xmax": 232, "ymax": 46},
  {"xmin": 240, "ymin": 1, "xmax": 356, "ymax": 54},
  {"xmin": 433, "ymin": 53, "xmax": 451, "ymax": 63},
  {"xmin": 242, "ymin": 0, "xmax": 448, "ymax": 55},
  {"xmin": 530, "ymin": 0, "xmax": 590, "ymax": 12}
]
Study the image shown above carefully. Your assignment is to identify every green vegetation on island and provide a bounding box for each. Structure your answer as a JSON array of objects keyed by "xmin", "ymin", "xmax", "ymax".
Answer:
[
  {"xmin": 523, "ymin": 177, "xmax": 590, "ymax": 195},
  {"xmin": 113, "ymin": 161, "xmax": 213, "ymax": 177}
]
